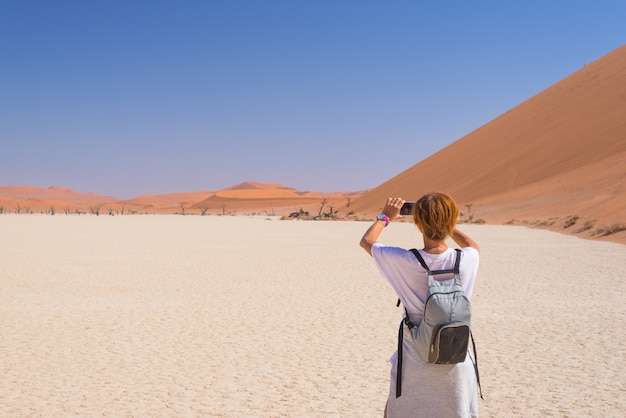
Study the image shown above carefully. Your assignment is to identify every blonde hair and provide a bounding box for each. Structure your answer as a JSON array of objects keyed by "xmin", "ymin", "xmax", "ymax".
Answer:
[{"xmin": 412, "ymin": 192, "xmax": 458, "ymax": 241}]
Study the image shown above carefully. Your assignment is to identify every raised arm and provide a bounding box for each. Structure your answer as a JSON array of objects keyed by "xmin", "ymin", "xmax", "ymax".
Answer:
[
  {"xmin": 450, "ymin": 228, "xmax": 480, "ymax": 253},
  {"xmin": 359, "ymin": 197, "xmax": 404, "ymax": 256}
]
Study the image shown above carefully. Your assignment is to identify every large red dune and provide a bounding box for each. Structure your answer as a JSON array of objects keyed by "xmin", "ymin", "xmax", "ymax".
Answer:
[{"xmin": 348, "ymin": 44, "xmax": 626, "ymax": 244}]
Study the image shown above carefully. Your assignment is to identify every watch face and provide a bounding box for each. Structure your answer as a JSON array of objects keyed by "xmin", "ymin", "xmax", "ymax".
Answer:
[{"xmin": 377, "ymin": 214, "xmax": 386, "ymax": 220}]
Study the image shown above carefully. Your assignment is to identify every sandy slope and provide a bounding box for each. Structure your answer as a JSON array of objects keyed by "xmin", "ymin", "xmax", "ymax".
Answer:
[
  {"xmin": 349, "ymin": 44, "xmax": 626, "ymax": 243},
  {"xmin": 1, "ymin": 216, "xmax": 624, "ymax": 417}
]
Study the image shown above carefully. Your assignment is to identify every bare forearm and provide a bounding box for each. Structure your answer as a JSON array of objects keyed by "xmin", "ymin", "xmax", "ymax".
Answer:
[
  {"xmin": 359, "ymin": 197, "xmax": 405, "ymax": 256},
  {"xmin": 451, "ymin": 228, "xmax": 480, "ymax": 252},
  {"xmin": 360, "ymin": 220, "xmax": 387, "ymax": 256}
]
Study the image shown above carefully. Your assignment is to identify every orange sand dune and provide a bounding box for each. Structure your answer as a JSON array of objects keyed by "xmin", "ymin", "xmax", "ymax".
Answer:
[
  {"xmin": 0, "ymin": 183, "xmax": 356, "ymax": 217},
  {"xmin": 223, "ymin": 181, "xmax": 295, "ymax": 191},
  {"xmin": 0, "ymin": 186, "xmax": 118, "ymax": 213},
  {"xmin": 298, "ymin": 190, "xmax": 366, "ymax": 199},
  {"xmin": 190, "ymin": 183, "xmax": 360, "ymax": 216},
  {"xmin": 0, "ymin": 186, "xmax": 116, "ymax": 204},
  {"xmin": 349, "ymin": 44, "xmax": 626, "ymax": 244},
  {"xmin": 191, "ymin": 194, "xmax": 348, "ymax": 216},
  {"xmin": 124, "ymin": 191, "xmax": 215, "ymax": 209},
  {"xmin": 216, "ymin": 189, "xmax": 301, "ymax": 199},
  {"xmin": 217, "ymin": 181, "xmax": 363, "ymax": 201},
  {"xmin": 0, "ymin": 196, "xmax": 19, "ymax": 211}
]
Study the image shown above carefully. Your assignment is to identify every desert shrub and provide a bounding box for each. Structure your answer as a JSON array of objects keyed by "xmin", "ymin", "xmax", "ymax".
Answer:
[
  {"xmin": 592, "ymin": 224, "xmax": 626, "ymax": 236},
  {"xmin": 575, "ymin": 220, "xmax": 595, "ymax": 233},
  {"xmin": 473, "ymin": 218, "xmax": 486, "ymax": 224},
  {"xmin": 563, "ymin": 216, "xmax": 579, "ymax": 229}
]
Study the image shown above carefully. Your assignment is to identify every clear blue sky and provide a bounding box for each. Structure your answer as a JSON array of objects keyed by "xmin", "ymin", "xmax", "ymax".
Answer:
[{"xmin": 1, "ymin": 1, "xmax": 624, "ymax": 199}]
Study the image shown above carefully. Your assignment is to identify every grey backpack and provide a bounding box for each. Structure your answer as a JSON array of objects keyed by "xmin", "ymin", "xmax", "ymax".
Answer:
[{"xmin": 395, "ymin": 249, "xmax": 482, "ymax": 398}]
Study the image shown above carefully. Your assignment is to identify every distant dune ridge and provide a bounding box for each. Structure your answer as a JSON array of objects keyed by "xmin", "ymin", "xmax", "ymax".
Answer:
[
  {"xmin": 2, "ymin": 45, "xmax": 625, "ymax": 243},
  {"xmin": 0, "ymin": 182, "xmax": 358, "ymax": 218}
]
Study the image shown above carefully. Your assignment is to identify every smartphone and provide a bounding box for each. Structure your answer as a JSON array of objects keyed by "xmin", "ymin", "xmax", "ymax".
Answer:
[{"xmin": 400, "ymin": 201, "xmax": 415, "ymax": 216}]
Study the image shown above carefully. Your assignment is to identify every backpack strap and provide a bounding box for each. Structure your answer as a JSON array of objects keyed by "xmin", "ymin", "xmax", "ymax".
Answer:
[
  {"xmin": 410, "ymin": 248, "xmax": 462, "ymax": 276},
  {"xmin": 409, "ymin": 248, "xmax": 430, "ymax": 272},
  {"xmin": 396, "ymin": 305, "xmax": 418, "ymax": 398},
  {"xmin": 396, "ymin": 249, "xmax": 429, "ymax": 398},
  {"xmin": 453, "ymin": 248, "xmax": 461, "ymax": 274},
  {"xmin": 396, "ymin": 319, "xmax": 405, "ymax": 398},
  {"xmin": 470, "ymin": 331, "xmax": 485, "ymax": 400}
]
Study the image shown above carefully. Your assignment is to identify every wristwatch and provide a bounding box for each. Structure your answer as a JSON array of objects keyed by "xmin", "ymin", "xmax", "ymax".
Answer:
[{"xmin": 376, "ymin": 213, "xmax": 390, "ymax": 227}]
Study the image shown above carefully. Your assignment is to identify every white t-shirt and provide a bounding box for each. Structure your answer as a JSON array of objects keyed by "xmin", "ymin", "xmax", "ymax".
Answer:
[{"xmin": 371, "ymin": 244, "xmax": 479, "ymax": 323}]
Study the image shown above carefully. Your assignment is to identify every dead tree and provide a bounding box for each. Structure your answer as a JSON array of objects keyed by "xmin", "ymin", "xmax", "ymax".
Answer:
[
  {"xmin": 465, "ymin": 204, "xmax": 474, "ymax": 223},
  {"xmin": 289, "ymin": 208, "xmax": 310, "ymax": 219},
  {"xmin": 199, "ymin": 205, "xmax": 208, "ymax": 216},
  {"xmin": 179, "ymin": 202, "xmax": 187, "ymax": 216},
  {"xmin": 318, "ymin": 199, "xmax": 327, "ymax": 218}
]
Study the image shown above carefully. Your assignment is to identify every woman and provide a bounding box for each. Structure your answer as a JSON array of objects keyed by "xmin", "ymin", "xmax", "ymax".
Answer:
[{"xmin": 360, "ymin": 193, "xmax": 480, "ymax": 418}]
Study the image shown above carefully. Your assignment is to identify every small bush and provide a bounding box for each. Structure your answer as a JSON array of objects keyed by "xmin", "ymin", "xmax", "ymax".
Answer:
[
  {"xmin": 575, "ymin": 220, "xmax": 595, "ymax": 233},
  {"xmin": 592, "ymin": 224, "xmax": 626, "ymax": 236},
  {"xmin": 563, "ymin": 216, "xmax": 579, "ymax": 229}
]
